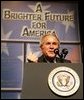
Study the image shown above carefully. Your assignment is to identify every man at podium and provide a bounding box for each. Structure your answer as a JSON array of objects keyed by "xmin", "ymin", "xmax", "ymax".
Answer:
[{"xmin": 27, "ymin": 32, "xmax": 71, "ymax": 63}]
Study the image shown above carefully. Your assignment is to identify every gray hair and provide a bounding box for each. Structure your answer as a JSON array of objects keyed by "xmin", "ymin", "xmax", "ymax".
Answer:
[{"xmin": 39, "ymin": 32, "xmax": 60, "ymax": 47}]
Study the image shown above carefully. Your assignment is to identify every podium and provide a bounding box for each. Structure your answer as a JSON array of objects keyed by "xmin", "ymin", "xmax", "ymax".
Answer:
[{"xmin": 21, "ymin": 63, "xmax": 83, "ymax": 99}]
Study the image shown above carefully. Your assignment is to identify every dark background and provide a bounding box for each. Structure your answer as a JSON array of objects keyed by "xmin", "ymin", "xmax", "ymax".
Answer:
[{"xmin": 78, "ymin": 0, "xmax": 83, "ymax": 63}]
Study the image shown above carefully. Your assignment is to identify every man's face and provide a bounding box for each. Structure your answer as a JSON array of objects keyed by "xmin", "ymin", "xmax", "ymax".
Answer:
[{"xmin": 40, "ymin": 35, "xmax": 59, "ymax": 58}]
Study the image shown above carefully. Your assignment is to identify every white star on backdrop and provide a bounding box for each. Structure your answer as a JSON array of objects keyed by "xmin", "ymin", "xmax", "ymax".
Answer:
[
  {"xmin": 61, "ymin": 10, "xmax": 75, "ymax": 33},
  {"xmin": 17, "ymin": 55, "xmax": 24, "ymax": 62},
  {"xmin": 17, "ymin": 44, "xmax": 32, "ymax": 62},
  {"xmin": 1, "ymin": 26, "xmax": 13, "ymax": 55},
  {"xmin": 26, "ymin": 43, "xmax": 41, "ymax": 57}
]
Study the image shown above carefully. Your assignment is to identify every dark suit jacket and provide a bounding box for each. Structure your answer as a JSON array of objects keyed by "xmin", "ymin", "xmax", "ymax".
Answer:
[
  {"xmin": 38, "ymin": 55, "xmax": 71, "ymax": 63},
  {"xmin": 28, "ymin": 55, "xmax": 71, "ymax": 63}
]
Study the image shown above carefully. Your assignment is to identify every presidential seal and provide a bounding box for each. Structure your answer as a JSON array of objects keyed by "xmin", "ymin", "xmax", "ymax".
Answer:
[{"xmin": 48, "ymin": 66, "xmax": 80, "ymax": 96}]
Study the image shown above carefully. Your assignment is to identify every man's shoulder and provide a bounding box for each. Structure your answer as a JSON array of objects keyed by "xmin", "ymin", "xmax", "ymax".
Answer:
[
  {"xmin": 56, "ymin": 57, "xmax": 71, "ymax": 63},
  {"xmin": 38, "ymin": 55, "xmax": 46, "ymax": 62},
  {"xmin": 38, "ymin": 55, "xmax": 71, "ymax": 63}
]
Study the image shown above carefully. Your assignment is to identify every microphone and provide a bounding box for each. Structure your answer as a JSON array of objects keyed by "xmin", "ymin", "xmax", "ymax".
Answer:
[
  {"xmin": 54, "ymin": 48, "xmax": 68, "ymax": 59},
  {"xmin": 54, "ymin": 48, "xmax": 63, "ymax": 58},
  {"xmin": 54, "ymin": 48, "xmax": 59, "ymax": 55},
  {"xmin": 62, "ymin": 48, "xmax": 68, "ymax": 58}
]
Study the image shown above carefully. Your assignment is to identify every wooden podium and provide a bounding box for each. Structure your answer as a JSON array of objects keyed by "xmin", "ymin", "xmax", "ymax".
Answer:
[{"xmin": 21, "ymin": 63, "xmax": 83, "ymax": 99}]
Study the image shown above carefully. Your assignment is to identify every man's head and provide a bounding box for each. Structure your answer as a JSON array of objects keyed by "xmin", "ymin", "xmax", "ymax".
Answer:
[{"xmin": 40, "ymin": 32, "xmax": 60, "ymax": 58}]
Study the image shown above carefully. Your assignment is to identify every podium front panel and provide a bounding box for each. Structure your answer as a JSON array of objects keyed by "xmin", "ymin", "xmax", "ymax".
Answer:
[{"xmin": 21, "ymin": 63, "xmax": 83, "ymax": 99}]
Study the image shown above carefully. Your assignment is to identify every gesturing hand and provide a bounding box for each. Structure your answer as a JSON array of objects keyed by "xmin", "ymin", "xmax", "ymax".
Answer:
[{"xmin": 27, "ymin": 51, "xmax": 38, "ymax": 63}]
